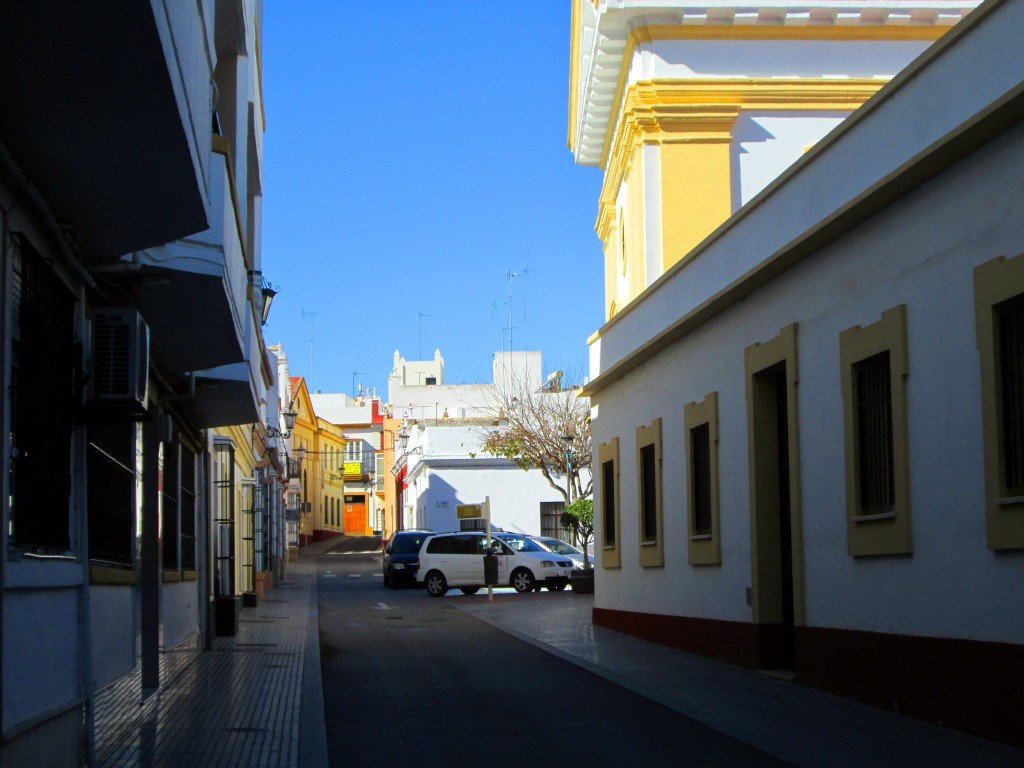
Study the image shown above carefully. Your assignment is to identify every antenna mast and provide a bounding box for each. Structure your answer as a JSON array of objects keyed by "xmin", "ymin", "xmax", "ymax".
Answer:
[
  {"xmin": 506, "ymin": 270, "xmax": 518, "ymax": 352},
  {"xmin": 301, "ymin": 309, "xmax": 321, "ymax": 383},
  {"xmin": 418, "ymin": 312, "xmax": 432, "ymax": 360}
]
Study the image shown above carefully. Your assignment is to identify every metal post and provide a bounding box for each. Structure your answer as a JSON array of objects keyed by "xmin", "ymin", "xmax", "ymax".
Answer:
[{"xmin": 485, "ymin": 496, "xmax": 493, "ymax": 602}]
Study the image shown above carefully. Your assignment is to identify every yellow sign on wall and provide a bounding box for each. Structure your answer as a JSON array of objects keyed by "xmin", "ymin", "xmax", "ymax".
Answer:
[
  {"xmin": 456, "ymin": 504, "xmax": 482, "ymax": 519},
  {"xmin": 344, "ymin": 462, "xmax": 362, "ymax": 476}
]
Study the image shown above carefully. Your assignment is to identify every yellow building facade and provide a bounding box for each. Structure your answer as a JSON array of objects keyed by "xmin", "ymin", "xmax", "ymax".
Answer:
[
  {"xmin": 288, "ymin": 377, "xmax": 318, "ymax": 546},
  {"xmin": 313, "ymin": 418, "xmax": 348, "ymax": 541},
  {"xmin": 568, "ymin": 1, "xmax": 965, "ymax": 319}
]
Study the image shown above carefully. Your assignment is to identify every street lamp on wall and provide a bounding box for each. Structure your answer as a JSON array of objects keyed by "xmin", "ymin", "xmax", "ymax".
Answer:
[
  {"xmin": 260, "ymin": 278, "xmax": 278, "ymax": 326},
  {"xmin": 267, "ymin": 405, "xmax": 298, "ymax": 440}
]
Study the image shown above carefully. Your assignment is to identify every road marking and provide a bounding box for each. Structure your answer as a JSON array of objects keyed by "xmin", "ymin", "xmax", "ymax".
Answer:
[
  {"xmin": 327, "ymin": 550, "xmax": 382, "ymax": 555},
  {"xmin": 372, "ymin": 602, "xmax": 394, "ymax": 610},
  {"xmin": 347, "ymin": 573, "xmax": 362, "ymax": 579}
]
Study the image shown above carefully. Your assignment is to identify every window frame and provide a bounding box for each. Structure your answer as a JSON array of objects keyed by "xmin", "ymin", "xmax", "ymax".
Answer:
[
  {"xmin": 87, "ymin": 421, "xmax": 136, "ymax": 568},
  {"xmin": 9, "ymin": 236, "xmax": 76, "ymax": 554},
  {"xmin": 635, "ymin": 418, "xmax": 664, "ymax": 567},
  {"xmin": 974, "ymin": 253, "xmax": 1024, "ymax": 550},
  {"xmin": 839, "ymin": 305, "xmax": 912, "ymax": 556},
  {"xmin": 598, "ymin": 437, "xmax": 621, "ymax": 569},
  {"xmin": 684, "ymin": 393, "xmax": 721, "ymax": 566}
]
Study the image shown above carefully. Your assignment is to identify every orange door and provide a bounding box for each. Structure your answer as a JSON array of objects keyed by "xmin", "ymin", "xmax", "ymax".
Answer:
[{"xmin": 343, "ymin": 495, "xmax": 366, "ymax": 535}]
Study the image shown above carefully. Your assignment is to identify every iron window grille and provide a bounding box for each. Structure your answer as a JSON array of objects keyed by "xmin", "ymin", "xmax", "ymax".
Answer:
[
  {"xmin": 854, "ymin": 351, "xmax": 895, "ymax": 515},
  {"xmin": 691, "ymin": 423, "xmax": 712, "ymax": 537},
  {"xmin": 180, "ymin": 447, "xmax": 197, "ymax": 570},
  {"xmin": 213, "ymin": 443, "xmax": 236, "ymax": 597},
  {"xmin": 601, "ymin": 459, "xmax": 616, "ymax": 547},
  {"xmin": 161, "ymin": 439, "xmax": 180, "ymax": 569},
  {"xmin": 540, "ymin": 501, "xmax": 573, "ymax": 543},
  {"xmin": 240, "ymin": 481, "xmax": 256, "ymax": 594},
  {"xmin": 998, "ymin": 297, "xmax": 1024, "ymax": 494},
  {"xmin": 10, "ymin": 238, "xmax": 75, "ymax": 552},
  {"xmin": 640, "ymin": 444, "xmax": 658, "ymax": 541},
  {"xmin": 87, "ymin": 422, "xmax": 135, "ymax": 565}
]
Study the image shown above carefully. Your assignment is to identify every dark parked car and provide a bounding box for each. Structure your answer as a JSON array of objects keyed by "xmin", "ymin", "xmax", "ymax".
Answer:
[{"xmin": 382, "ymin": 530, "xmax": 433, "ymax": 588}]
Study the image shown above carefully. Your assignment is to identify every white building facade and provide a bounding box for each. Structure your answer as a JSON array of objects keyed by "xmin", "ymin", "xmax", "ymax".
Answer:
[
  {"xmin": 573, "ymin": 0, "xmax": 1021, "ymax": 747},
  {"xmin": 0, "ymin": 2, "xmax": 278, "ymax": 764},
  {"xmin": 390, "ymin": 350, "xmax": 590, "ymax": 539}
]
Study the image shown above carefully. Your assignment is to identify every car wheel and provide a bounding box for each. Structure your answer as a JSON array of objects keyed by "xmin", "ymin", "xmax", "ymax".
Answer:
[
  {"xmin": 511, "ymin": 568, "xmax": 535, "ymax": 593},
  {"xmin": 424, "ymin": 570, "xmax": 448, "ymax": 597},
  {"xmin": 459, "ymin": 587, "xmax": 479, "ymax": 595},
  {"xmin": 547, "ymin": 583, "xmax": 566, "ymax": 592}
]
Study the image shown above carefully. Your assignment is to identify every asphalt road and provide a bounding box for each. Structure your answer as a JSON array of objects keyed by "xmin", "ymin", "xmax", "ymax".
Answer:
[{"xmin": 316, "ymin": 536, "xmax": 790, "ymax": 768}]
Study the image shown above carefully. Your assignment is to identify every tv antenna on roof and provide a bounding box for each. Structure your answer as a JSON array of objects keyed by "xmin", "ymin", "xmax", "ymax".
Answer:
[
  {"xmin": 418, "ymin": 312, "xmax": 432, "ymax": 360},
  {"xmin": 301, "ymin": 309, "xmax": 321, "ymax": 383},
  {"xmin": 506, "ymin": 270, "xmax": 518, "ymax": 352}
]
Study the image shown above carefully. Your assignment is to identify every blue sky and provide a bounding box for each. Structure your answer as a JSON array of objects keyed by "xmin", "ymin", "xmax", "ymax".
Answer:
[{"xmin": 261, "ymin": 2, "xmax": 605, "ymax": 398}]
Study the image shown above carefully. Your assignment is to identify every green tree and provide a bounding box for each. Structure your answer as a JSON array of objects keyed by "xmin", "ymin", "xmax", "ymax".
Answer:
[{"xmin": 561, "ymin": 498, "xmax": 594, "ymax": 569}]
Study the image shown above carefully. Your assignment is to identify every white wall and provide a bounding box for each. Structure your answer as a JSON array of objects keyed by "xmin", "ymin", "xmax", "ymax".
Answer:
[
  {"xmin": 404, "ymin": 424, "xmax": 578, "ymax": 535},
  {"xmin": 732, "ymin": 110, "xmax": 849, "ymax": 209},
  {"xmin": 643, "ymin": 39, "xmax": 930, "ymax": 80},
  {"xmin": 592, "ymin": 113, "xmax": 1024, "ymax": 645}
]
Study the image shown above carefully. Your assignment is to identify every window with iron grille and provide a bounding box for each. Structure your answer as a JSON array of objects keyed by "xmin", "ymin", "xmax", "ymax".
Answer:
[
  {"xmin": 213, "ymin": 443, "xmax": 235, "ymax": 597},
  {"xmin": 161, "ymin": 440, "xmax": 180, "ymax": 569},
  {"xmin": 977, "ymin": 258, "xmax": 1024, "ymax": 549},
  {"xmin": 254, "ymin": 468, "xmax": 268, "ymax": 573},
  {"xmin": 10, "ymin": 238, "xmax": 75, "ymax": 551},
  {"xmin": 601, "ymin": 460, "xmax": 616, "ymax": 547},
  {"xmin": 691, "ymin": 423, "xmax": 712, "ymax": 536},
  {"xmin": 840, "ymin": 305, "xmax": 911, "ymax": 556},
  {"xmin": 598, "ymin": 437, "xmax": 621, "ymax": 568},
  {"xmin": 179, "ymin": 447, "xmax": 196, "ymax": 570},
  {"xmin": 998, "ymin": 297, "xmax": 1024, "ymax": 495},
  {"xmin": 240, "ymin": 482, "xmax": 256, "ymax": 594},
  {"xmin": 540, "ymin": 501, "xmax": 569, "ymax": 541},
  {"xmin": 87, "ymin": 422, "xmax": 135, "ymax": 565},
  {"xmin": 640, "ymin": 444, "xmax": 657, "ymax": 542},
  {"xmin": 855, "ymin": 352, "xmax": 895, "ymax": 514}
]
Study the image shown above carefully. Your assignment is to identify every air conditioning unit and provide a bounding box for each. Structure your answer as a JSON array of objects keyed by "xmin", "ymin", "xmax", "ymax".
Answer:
[{"xmin": 89, "ymin": 308, "xmax": 149, "ymax": 413}]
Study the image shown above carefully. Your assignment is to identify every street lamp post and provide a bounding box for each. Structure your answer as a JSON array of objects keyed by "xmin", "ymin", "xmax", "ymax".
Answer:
[{"xmin": 561, "ymin": 433, "xmax": 575, "ymax": 533}]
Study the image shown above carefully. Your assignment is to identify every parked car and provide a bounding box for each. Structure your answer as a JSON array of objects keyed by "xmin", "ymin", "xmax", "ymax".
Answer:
[
  {"xmin": 382, "ymin": 529, "xmax": 434, "ymax": 588},
  {"xmin": 417, "ymin": 531, "xmax": 574, "ymax": 596},
  {"xmin": 494, "ymin": 532, "xmax": 588, "ymax": 570},
  {"xmin": 531, "ymin": 536, "xmax": 589, "ymax": 569}
]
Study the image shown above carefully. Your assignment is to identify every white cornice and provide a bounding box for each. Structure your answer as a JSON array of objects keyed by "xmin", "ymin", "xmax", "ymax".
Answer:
[{"xmin": 572, "ymin": 1, "xmax": 982, "ymax": 166}]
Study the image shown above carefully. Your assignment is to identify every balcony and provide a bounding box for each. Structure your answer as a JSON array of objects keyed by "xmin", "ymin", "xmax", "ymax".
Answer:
[
  {"xmin": 0, "ymin": 2, "xmax": 211, "ymax": 262},
  {"xmin": 131, "ymin": 145, "xmax": 248, "ymax": 378}
]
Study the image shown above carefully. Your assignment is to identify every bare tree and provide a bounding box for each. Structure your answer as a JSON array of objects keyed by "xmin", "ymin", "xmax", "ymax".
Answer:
[{"xmin": 476, "ymin": 367, "xmax": 592, "ymax": 505}]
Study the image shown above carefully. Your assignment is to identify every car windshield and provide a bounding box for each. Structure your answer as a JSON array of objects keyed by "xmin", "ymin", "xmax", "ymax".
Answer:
[
  {"xmin": 392, "ymin": 535, "xmax": 428, "ymax": 554},
  {"xmin": 536, "ymin": 538, "xmax": 582, "ymax": 556},
  {"xmin": 500, "ymin": 536, "xmax": 546, "ymax": 553}
]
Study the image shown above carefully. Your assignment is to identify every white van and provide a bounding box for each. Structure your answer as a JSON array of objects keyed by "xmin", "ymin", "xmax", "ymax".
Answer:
[{"xmin": 416, "ymin": 532, "xmax": 574, "ymax": 596}]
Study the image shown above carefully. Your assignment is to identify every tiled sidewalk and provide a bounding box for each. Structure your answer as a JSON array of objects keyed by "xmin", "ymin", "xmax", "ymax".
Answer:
[{"xmin": 93, "ymin": 552, "xmax": 326, "ymax": 768}]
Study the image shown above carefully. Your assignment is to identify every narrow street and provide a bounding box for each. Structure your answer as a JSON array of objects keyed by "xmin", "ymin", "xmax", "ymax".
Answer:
[{"xmin": 315, "ymin": 538, "xmax": 788, "ymax": 768}]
